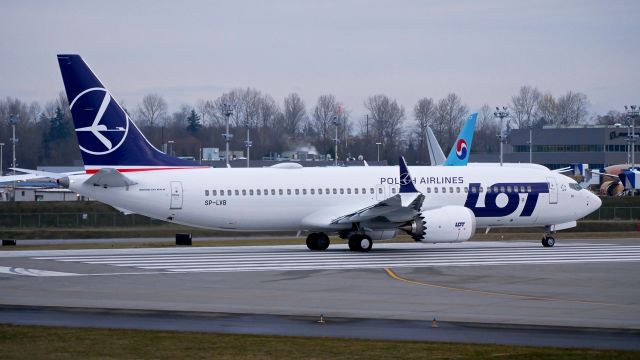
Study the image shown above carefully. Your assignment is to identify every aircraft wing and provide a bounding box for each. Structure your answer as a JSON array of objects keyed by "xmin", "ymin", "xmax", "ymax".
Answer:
[{"xmin": 85, "ymin": 168, "xmax": 137, "ymax": 188}]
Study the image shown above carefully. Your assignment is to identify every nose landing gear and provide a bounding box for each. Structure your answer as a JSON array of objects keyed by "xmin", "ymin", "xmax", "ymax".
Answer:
[{"xmin": 542, "ymin": 235, "xmax": 555, "ymax": 247}]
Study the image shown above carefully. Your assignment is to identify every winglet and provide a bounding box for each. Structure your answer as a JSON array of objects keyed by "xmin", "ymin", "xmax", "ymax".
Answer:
[
  {"xmin": 444, "ymin": 113, "xmax": 477, "ymax": 166},
  {"xmin": 399, "ymin": 156, "xmax": 419, "ymax": 193}
]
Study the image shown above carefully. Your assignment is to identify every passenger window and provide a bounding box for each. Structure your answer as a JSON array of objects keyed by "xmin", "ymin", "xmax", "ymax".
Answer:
[
  {"xmin": 212, "ymin": 190, "xmax": 217, "ymax": 196},
  {"xmin": 493, "ymin": 186, "xmax": 498, "ymax": 193},
  {"xmin": 318, "ymin": 189, "xmax": 322, "ymax": 195},
  {"xmin": 256, "ymin": 189, "xmax": 261, "ymax": 195},
  {"xmin": 227, "ymin": 190, "xmax": 232, "ymax": 196},
  {"xmin": 391, "ymin": 188, "xmax": 396, "ymax": 194},
  {"xmin": 287, "ymin": 189, "xmax": 292, "ymax": 195},
  {"xmin": 249, "ymin": 189, "xmax": 254, "ymax": 196},
  {"xmin": 278, "ymin": 189, "xmax": 283, "ymax": 195},
  {"xmin": 471, "ymin": 187, "xmax": 477, "ymax": 194},
  {"xmin": 235, "ymin": 190, "xmax": 239, "ymax": 196},
  {"xmin": 442, "ymin": 187, "xmax": 446, "ymax": 193},
  {"xmin": 464, "ymin": 187, "xmax": 468, "ymax": 193},
  {"xmin": 479, "ymin": 187, "xmax": 483, "ymax": 193},
  {"xmin": 272, "ymin": 189, "xmax": 276, "ymax": 195},
  {"xmin": 500, "ymin": 186, "xmax": 505, "ymax": 192},
  {"xmin": 295, "ymin": 189, "xmax": 299, "ymax": 195},
  {"xmin": 310, "ymin": 189, "xmax": 314, "ymax": 195},
  {"xmin": 370, "ymin": 188, "xmax": 374, "ymax": 194},
  {"xmin": 205, "ymin": 190, "xmax": 209, "ymax": 196},
  {"xmin": 378, "ymin": 188, "xmax": 383, "ymax": 194},
  {"xmin": 354, "ymin": 188, "xmax": 359, "ymax": 194},
  {"xmin": 347, "ymin": 188, "xmax": 351, "ymax": 194},
  {"xmin": 303, "ymin": 189, "xmax": 307, "ymax": 195},
  {"xmin": 527, "ymin": 185, "xmax": 532, "ymax": 192},
  {"xmin": 520, "ymin": 186, "xmax": 525, "ymax": 193},
  {"xmin": 434, "ymin": 187, "xmax": 439, "ymax": 193},
  {"xmin": 326, "ymin": 188, "xmax": 330, "ymax": 194},
  {"xmin": 362, "ymin": 188, "xmax": 366, "ymax": 194},
  {"xmin": 340, "ymin": 188, "xmax": 344, "ymax": 194},
  {"xmin": 506, "ymin": 186, "xmax": 512, "ymax": 193},
  {"xmin": 456, "ymin": 187, "xmax": 460, "ymax": 193},
  {"xmin": 449, "ymin": 187, "xmax": 454, "ymax": 193},
  {"xmin": 426, "ymin": 187, "xmax": 431, "ymax": 193},
  {"xmin": 242, "ymin": 189, "xmax": 247, "ymax": 196},
  {"xmin": 333, "ymin": 188, "xmax": 337, "ymax": 194},
  {"xmin": 264, "ymin": 189, "xmax": 268, "ymax": 195}
]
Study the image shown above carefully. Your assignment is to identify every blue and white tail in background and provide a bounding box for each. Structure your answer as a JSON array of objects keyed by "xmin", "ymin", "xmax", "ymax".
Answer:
[
  {"xmin": 443, "ymin": 113, "xmax": 477, "ymax": 166},
  {"xmin": 57, "ymin": 54, "xmax": 202, "ymax": 173}
]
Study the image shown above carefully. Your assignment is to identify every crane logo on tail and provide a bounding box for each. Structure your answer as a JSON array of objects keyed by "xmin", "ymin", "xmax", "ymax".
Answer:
[
  {"xmin": 455, "ymin": 139, "xmax": 468, "ymax": 160},
  {"xmin": 70, "ymin": 87, "xmax": 128, "ymax": 155}
]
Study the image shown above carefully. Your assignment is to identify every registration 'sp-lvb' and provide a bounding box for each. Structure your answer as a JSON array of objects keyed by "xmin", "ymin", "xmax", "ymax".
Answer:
[{"xmin": 53, "ymin": 54, "xmax": 601, "ymax": 252}]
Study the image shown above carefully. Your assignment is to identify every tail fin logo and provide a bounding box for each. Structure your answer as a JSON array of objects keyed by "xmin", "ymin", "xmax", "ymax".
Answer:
[
  {"xmin": 455, "ymin": 139, "xmax": 468, "ymax": 160},
  {"xmin": 69, "ymin": 87, "xmax": 129, "ymax": 155}
]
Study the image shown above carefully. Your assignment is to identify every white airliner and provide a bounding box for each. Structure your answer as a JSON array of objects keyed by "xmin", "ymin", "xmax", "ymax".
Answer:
[{"xmin": 5, "ymin": 55, "xmax": 604, "ymax": 252}]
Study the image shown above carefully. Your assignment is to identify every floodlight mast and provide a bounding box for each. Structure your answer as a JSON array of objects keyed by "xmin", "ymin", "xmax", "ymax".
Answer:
[
  {"xmin": 493, "ymin": 106, "xmax": 510, "ymax": 166},
  {"xmin": 8, "ymin": 114, "xmax": 18, "ymax": 201},
  {"xmin": 625, "ymin": 105, "xmax": 639, "ymax": 196},
  {"xmin": 244, "ymin": 120, "xmax": 252, "ymax": 168},
  {"xmin": 222, "ymin": 104, "xmax": 234, "ymax": 167},
  {"xmin": 333, "ymin": 115, "xmax": 340, "ymax": 167}
]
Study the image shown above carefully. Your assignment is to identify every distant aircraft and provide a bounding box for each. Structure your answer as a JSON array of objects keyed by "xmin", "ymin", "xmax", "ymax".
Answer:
[{"xmin": 2, "ymin": 55, "xmax": 602, "ymax": 251}]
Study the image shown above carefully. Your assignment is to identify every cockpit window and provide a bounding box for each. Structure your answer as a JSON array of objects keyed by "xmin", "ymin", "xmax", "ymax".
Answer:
[{"xmin": 568, "ymin": 183, "xmax": 582, "ymax": 191}]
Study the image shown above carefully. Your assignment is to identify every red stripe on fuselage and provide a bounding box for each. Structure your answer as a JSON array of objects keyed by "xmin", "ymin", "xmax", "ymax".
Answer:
[{"xmin": 85, "ymin": 167, "xmax": 208, "ymax": 174}]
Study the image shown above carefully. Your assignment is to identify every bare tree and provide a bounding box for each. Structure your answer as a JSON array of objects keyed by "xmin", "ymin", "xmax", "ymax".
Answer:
[
  {"xmin": 364, "ymin": 94, "xmax": 405, "ymax": 156},
  {"xmin": 136, "ymin": 94, "xmax": 168, "ymax": 126},
  {"xmin": 511, "ymin": 85, "xmax": 541, "ymax": 128},
  {"xmin": 536, "ymin": 93, "xmax": 557, "ymax": 127},
  {"xmin": 556, "ymin": 91, "xmax": 590, "ymax": 126},
  {"xmin": 474, "ymin": 104, "xmax": 500, "ymax": 153},
  {"xmin": 594, "ymin": 110, "xmax": 625, "ymax": 125},
  {"xmin": 413, "ymin": 97, "xmax": 436, "ymax": 163},
  {"xmin": 282, "ymin": 93, "xmax": 306, "ymax": 137},
  {"xmin": 433, "ymin": 93, "xmax": 468, "ymax": 151},
  {"xmin": 312, "ymin": 94, "xmax": 340, "ymax": 151}
]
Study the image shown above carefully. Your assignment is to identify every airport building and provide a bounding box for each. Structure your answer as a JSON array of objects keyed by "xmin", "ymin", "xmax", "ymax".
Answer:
[{"xmin": 472, "ymin": 124, "xmax": 639, "ymax": 170}]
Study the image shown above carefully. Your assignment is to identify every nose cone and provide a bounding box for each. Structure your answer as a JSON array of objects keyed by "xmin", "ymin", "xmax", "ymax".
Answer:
[
  {"xmin": 590, "ymin": 191, "xmax": 602, "ymax": 210},
  {"xmin": 582, "ymin": 190, "xmax": 602, "ymax": 218}
]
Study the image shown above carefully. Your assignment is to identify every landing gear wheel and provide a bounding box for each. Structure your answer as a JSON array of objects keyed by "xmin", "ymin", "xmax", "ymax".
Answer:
[
  {"xmin": 542, "ymin": 235, "xmax": 555, "ymax": 247},
  {"xmin": 306, "ymin": 232, "xmax": 330, "ymax": 251},
  {"xmin": 348, "ymin": 234, "xmax": 373, "ymax": 252}
]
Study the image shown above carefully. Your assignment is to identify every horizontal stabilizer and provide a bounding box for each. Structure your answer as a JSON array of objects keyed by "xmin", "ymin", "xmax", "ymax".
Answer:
[{"xmin": 85, "ymin": 168, "xmax": 137, "ymax": 188}]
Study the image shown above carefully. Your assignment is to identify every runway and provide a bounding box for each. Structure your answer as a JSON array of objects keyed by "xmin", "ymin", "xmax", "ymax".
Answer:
[{"xmin": 1, "ymin": 239, "xmax": 640, "ymax": 349}]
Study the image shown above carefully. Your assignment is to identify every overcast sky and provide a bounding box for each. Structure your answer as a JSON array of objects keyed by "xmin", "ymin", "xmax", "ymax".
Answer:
[{"xmin": 0, "ymin": 0, "xmax": 638, "ymax": 119}]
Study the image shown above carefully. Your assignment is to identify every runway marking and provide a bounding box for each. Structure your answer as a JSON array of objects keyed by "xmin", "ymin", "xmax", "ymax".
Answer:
[
  {"xmin": 383, "ymin": 268, "xmax": 630, "ymax": 308},
  {"xmin": 27, "ymin": 243, "xmax": 640, "ymax": 275},
  {"xmin": 0, "ymin": 266, "xmax": 78, "ymax": 277}
]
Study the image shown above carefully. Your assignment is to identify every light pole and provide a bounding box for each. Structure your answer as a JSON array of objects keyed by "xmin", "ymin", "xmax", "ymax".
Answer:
[
  {"xmin": 167, "ymin": 140, "xmax": 174, "ymax": 157},
  {"xmin": 0, "ymin": 142, "xmax": 4, "ymax": 176},
  {"xmin": 222, "ymin": 103, "xmax": 234, "ymax": 167},
  {"xmin": 528, "ymin": 126, "xmax": 533, "ymax": 163},
  {"xmin": 493, "ymin": 107, "xmax": 510, "ymax": 166},
  {"xmin": 376, "ymin": 142, "xmax": 382, "ymax": 162},
  {"xmin": 332, "ymin": 115, "xmax": 340, "ymax": 166},
  {"xmin": 244, "ymin": 120, "xmax": 252, "ymax": 168},
  {"xmin": 625, "ymin": 105, "xmax": 638, "ymax": 171},
  {"xmin": 9, "ymin": 114, "xmax": 18, "ymax": 201}
]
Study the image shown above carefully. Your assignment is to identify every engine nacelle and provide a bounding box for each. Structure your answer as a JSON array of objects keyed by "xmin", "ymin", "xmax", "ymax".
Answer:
[{"xmin": 400, "ymin": 205, "xmax": 476, "ymax": 243}]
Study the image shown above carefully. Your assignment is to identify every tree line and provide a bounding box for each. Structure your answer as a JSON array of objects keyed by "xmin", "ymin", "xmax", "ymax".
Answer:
[{"xmin": 0, "ymin": 85, "xmax": 624, "ymax": 172}]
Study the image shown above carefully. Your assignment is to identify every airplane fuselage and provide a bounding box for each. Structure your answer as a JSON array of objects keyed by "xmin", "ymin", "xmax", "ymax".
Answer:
[{"xmin": 67, "ymin": 165, "xmax": 599, "ymax": 232}]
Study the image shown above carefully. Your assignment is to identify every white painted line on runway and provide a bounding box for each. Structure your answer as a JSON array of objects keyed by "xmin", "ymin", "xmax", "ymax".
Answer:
[
  {"xmin": 0, "ymin": 266, "xmax": 78, "ymax": 277},
  {"xmin": 16, "ymin": 243, "xmax": 640, "ymax": 275}
]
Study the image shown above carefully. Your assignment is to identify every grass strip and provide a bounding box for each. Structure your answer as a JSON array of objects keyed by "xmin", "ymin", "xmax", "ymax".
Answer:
[{"xmin": 0, "ymin": 324, "xmax": 637, "ymax": 360}]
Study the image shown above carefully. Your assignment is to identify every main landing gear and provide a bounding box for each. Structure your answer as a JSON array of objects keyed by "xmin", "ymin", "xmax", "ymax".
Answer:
[
  {"xmin": 348, "ymin": 234, "xmax": 373, "ymax": 252},
  {"xmin": 306, "ymin": 232, "xmax": 330, "ymax": 251},
  {"xmin": 542, "ymin": 234, "xmax": 556, "ymax": 247}
]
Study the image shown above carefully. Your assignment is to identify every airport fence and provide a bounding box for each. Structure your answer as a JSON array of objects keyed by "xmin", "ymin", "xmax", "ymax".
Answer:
[
  {"xmin": 0, "ymin": 212, "xmax": 167, "ymax": 228},
  {"xmin": 582, "ymin": 207, "xmax": 640, "ymax": 221},
  {"xmin": 0, "ymin": 207, "xmax": 638, "ymax": 229}
]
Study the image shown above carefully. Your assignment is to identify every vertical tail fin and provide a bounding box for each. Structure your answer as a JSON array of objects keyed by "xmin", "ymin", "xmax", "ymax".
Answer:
[
  {"xmin": 444, "ymin": 113, "xmax": 477, "ymax": 166},
  {"xmin": 57, "ymin": 54, "xmax": 200, "ymax": 172}
]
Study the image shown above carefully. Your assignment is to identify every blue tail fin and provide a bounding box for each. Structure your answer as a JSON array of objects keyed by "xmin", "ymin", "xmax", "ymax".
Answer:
[
  {"xmin": 57, "ymin": 54, "xmax": 199, "ymax": 171},
  {"xmin": 444, "ymin": 113, "xmax": 477, "ymax": 166}
]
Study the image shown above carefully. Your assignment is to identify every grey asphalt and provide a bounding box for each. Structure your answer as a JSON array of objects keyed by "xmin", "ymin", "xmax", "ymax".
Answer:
[{"xmin": 1, "ymin": 238, "xmax": 639, "ymax": 350}]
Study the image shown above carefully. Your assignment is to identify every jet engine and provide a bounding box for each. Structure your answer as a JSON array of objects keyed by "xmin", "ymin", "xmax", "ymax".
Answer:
[{"xmin": 400, "ymin": 205, "xmax": 476, "ymax": 243}]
